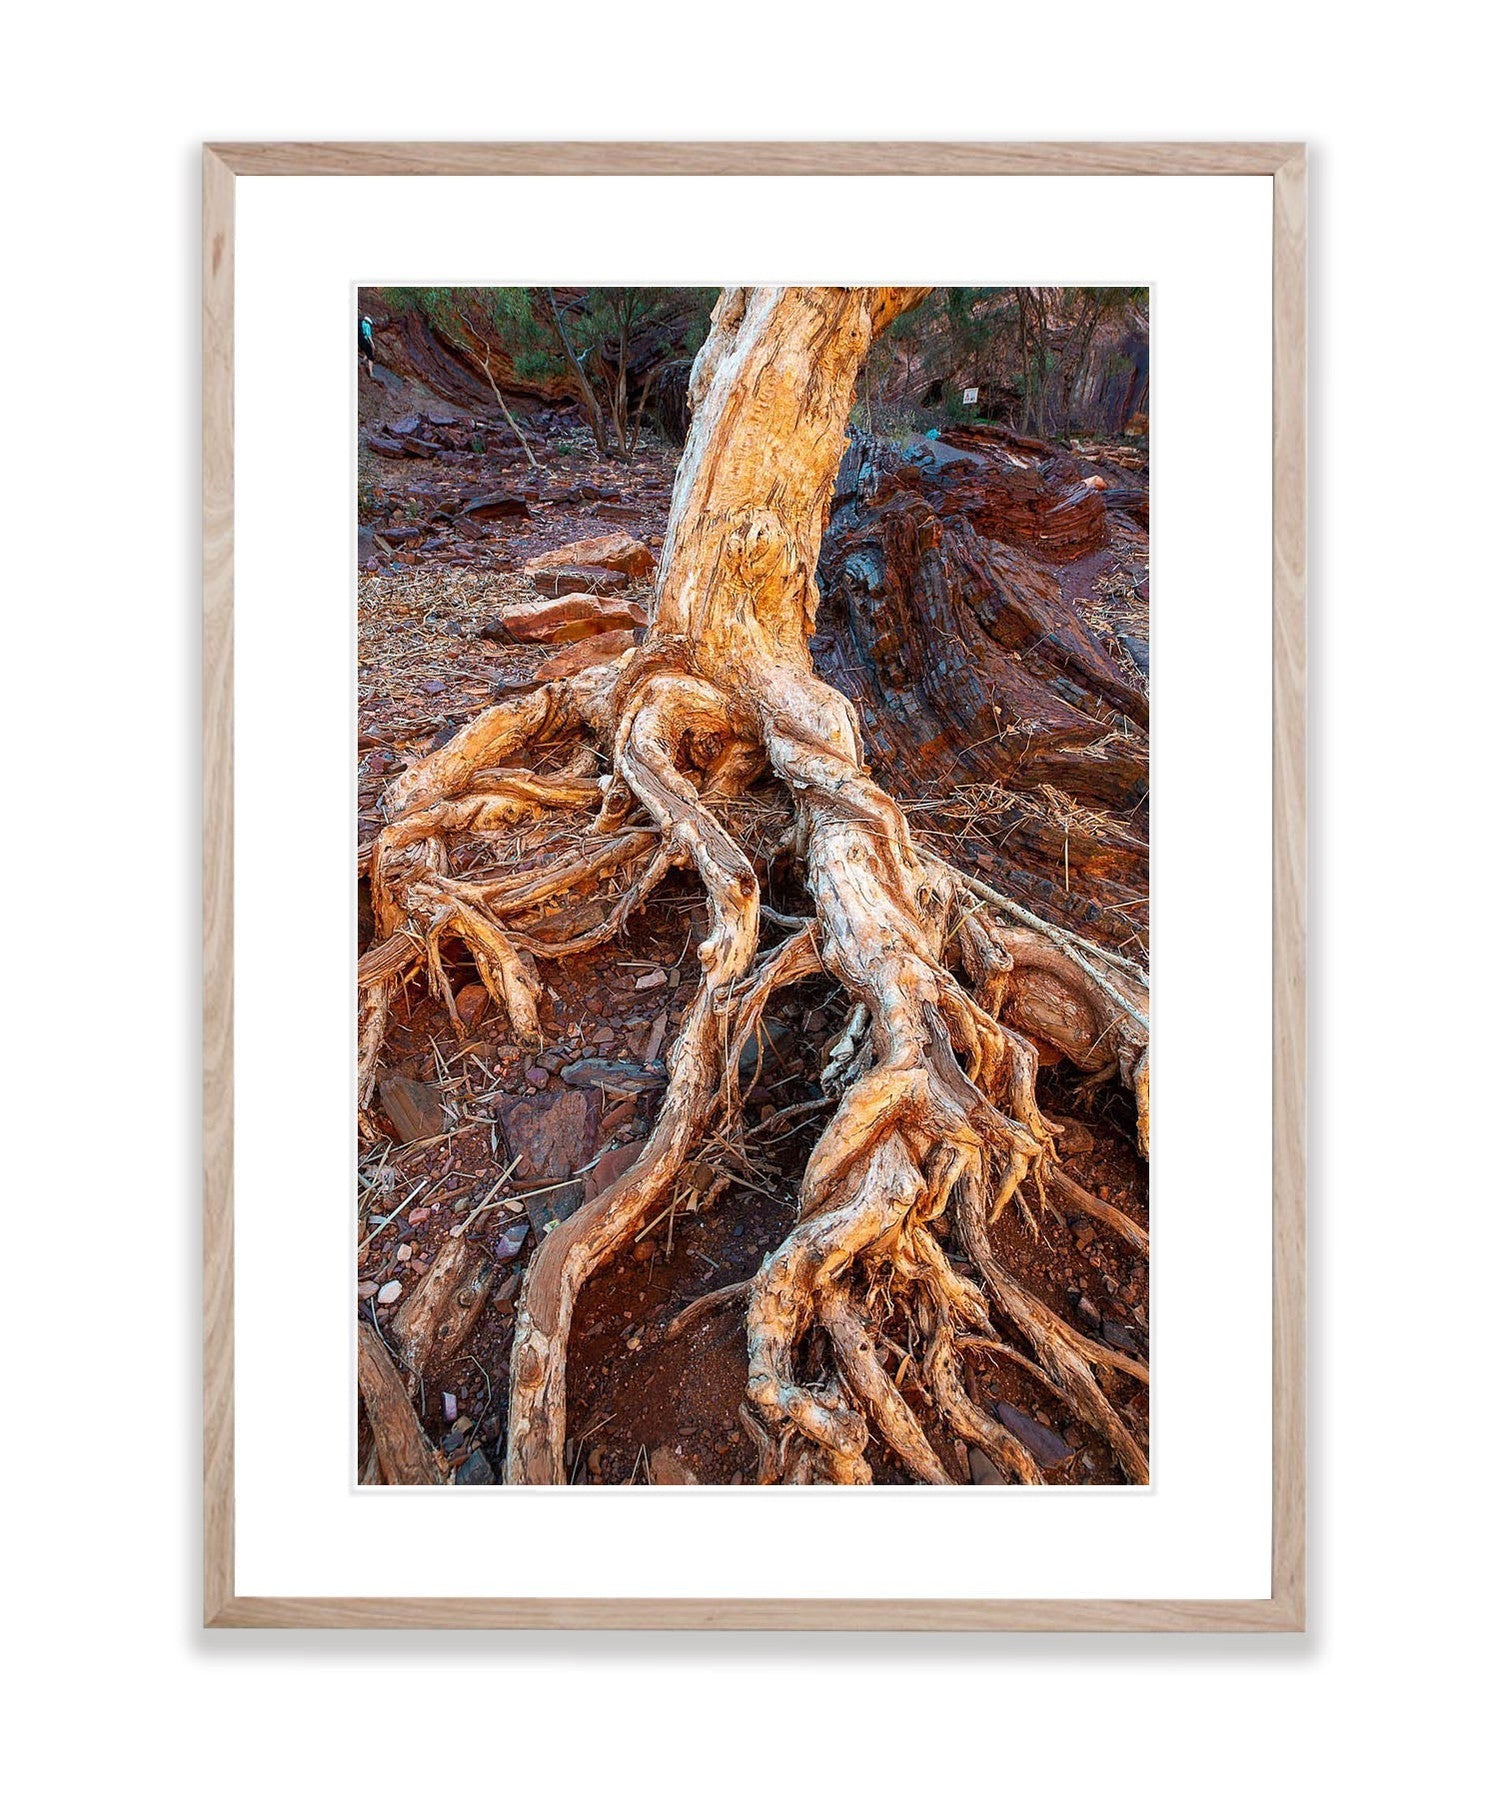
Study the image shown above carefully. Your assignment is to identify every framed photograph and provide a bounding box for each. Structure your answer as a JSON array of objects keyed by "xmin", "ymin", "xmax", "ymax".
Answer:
[{"xmin": 204, "ymin": 141, "xmax": 1305, "ymax": 1629}]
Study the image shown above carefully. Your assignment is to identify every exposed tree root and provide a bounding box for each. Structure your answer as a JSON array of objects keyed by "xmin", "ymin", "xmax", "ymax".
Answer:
[
  {"xmin": 356, "ymin": 286, "xmax": 1152, "ymax": 1484},
  {"xmin": 362, "ymin": 660, "xmax": 1149, "ymax": 1483}
]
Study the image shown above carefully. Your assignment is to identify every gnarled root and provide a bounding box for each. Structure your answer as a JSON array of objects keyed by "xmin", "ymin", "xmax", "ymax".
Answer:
[
  {"xmin": 360, "ymin": 656, "xmax": 1151, "ymax": 1483},
  {"xmin": 357, "ymin": 662, "xmax": 651, "ymax": 1116},
  {"xmin": 727, "ymin": 673, "xmax": 1148, "ymax": 1484},
  {"xmin": 504, "ymin": 671, "xmax": 764, "ymax": 1483}
]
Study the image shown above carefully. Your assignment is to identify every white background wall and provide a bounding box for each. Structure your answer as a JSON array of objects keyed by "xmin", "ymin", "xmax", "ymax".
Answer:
[{"xmin": 4, "ymin": 5, "xmax": 1490, "ymax": 1793}]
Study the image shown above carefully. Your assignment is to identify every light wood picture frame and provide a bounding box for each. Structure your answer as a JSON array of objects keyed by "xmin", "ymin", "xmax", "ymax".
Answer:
[{"xmin": 203, "ymin": 140, "xmax": 1306, "ymax": 1630}]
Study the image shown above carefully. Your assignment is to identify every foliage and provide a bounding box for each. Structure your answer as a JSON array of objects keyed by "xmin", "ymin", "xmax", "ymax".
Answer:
[
  {"xmin": 376, "ymin": 285, "xmax": 1147, "ymax": 446},
  {"xmin": 863, "ymin": 286, "xmax": 1149, "ymax": 439},
  {"xmin": 375, "ymin": 286, "xmax": 716, "ymax": 460}
]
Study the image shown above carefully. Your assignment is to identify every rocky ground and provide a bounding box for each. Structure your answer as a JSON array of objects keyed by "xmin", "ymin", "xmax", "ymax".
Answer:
[{"xmin": 356, "ymin": 367, "xmax": 1150, "ymax": 1486}]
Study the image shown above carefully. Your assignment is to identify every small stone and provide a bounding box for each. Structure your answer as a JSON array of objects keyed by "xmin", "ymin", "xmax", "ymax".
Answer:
[
  {"xmin": 1076, "ymin": 1294, "xmax": 1102, "ymax": 1329},
  {"xmin": 376, "ymin": 1280, "xmax": 403, "ymax": 1305},
  {"xmin": 586, "ymin": 1142, "xmax": 641, "ymax": 1202},
  {"xmin": 1119, "ymin": 633, "xmax": 1150, "ymax": 677},
  {"xmin": 523, "ymin": 530, "xmax": 655, "ymax": 580},
  {"xmin": 635, "ymin": 968, "xmax": 667, "ymax": 990},
  {"xmin": 559, "ymin": 1058, "xmax": 666, "ymax": 1095},
  {"xmin": 649, "ymin": 1446, "xmax": 698, "ymax": 1485},
  {"xmin": 498, "ymin": 1088, "xmax": 601, "ymax": 1231},
  {"xmin": 1052, "ymin": 1116, "xmax": 1096, "ymax": 1158},
  {"xmin": 968, "ymin": 1446, "xmax": 1006, "ymax": 1485},
  {"xmin": 736, "ymin": 1019, "xmax": 790, "ymax": 1082},
  {"xmin": 493, "ymin": 1222, "xmax": 530, "ymax": 1262},
  {"xmin": 1101, "ymin": 1320, "xmax": 1140, "ymax": 1352},
  {"xmin": 530, "ymin": 564, "xmax": 632, "ymax": 599},
  {"xmin": 396, "ymin": 1242, "xmax": 412, "ymax": 1262},
  {"xmin": 443, "ymin": 1392, "xmax": 459, "ymax": 1422},
  {"xmin": 454, "ymin": 1448, "xmax": 496, "ymax": 1485},
  {"xmin": 598, "ymin": 1098, "xmax": 637, "ymax": 1138},
  {"xmin": 992, "ymin": 1401, "xmax": 1077, "ymax": 1469},
  {"xmin": 458, "ymin": 490, "xmax": 531, "ymax": 522},
  {"xmin": 378, "ymin": 1074, "xmax": 446, "ymax": 1144},
  {"xmin": 357, "ymin": 1280, "xmax": 379, "ymax": 1300},
  {"xmin": 489, "ymin": 589, "xmax": 645, "ymax": 644},
  {"xmin": 524, "ymin": 1065, "xmax": 550, "ymax": 1087},
  {"xmin": 455, "ymin": 983, "xmax": 489, "ymax": 1031}
]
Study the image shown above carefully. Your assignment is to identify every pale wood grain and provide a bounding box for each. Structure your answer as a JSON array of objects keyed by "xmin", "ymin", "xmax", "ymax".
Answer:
[
  {"xmin": 210, "ymin": 1594, "xmax": 1303, "ymax": 1631},
  {"xmin": 201, "ymin": 141, "xmax": 1308, "ymax": 1631},
  {"xmin": 202, "ymin": 145, "xmax": 236, "ymax": 1627},
  {"xmin": 1270, "ymin": 146, "xmax": 1308, "ymax": 1631},
  {"xmin": 207, "ymin": 141, "xmax": 1300, "ymax": 178}
]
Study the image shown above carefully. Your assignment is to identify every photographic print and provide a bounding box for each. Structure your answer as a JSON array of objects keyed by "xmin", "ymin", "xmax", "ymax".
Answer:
[{"xmin": 354, "ymin": 284, "xmax": 1151, "ymax": 1489}]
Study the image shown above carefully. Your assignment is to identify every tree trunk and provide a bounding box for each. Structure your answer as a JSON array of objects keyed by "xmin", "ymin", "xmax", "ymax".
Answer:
[
  {"xmin": 545, "ymin": 288, "xmax": 611, "ymax": 458},
  {"xmin": 360, "ymin": 287, "xmax": 1150, "ymax": 1486}
]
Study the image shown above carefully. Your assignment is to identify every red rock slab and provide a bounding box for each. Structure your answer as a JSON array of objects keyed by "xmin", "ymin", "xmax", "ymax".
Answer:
[
  {"xmin": 531, "ymin": 565, "xmax": 632, "ymax": 599},
  {"xmin": 501, "ymin": 592, "xmax": 647, "ymax": 645},
  {"xmin": 524, "ymin": 531, "xmax": 656, "ymax": 580},
  {"xmin": 535, "ymin": 628, "xmax": 640, "ymax": 682}
]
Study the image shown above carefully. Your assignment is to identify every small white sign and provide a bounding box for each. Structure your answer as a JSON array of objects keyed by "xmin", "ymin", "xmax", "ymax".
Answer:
[{"xmin": 961, "ymin": 386, "xmax": 979, "ymax": 406}]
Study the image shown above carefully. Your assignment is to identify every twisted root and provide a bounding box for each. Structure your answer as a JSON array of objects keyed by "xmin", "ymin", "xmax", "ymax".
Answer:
[{"xmin": 358, "ymin": 656, "xmax": 1149, "ymax": 1484}]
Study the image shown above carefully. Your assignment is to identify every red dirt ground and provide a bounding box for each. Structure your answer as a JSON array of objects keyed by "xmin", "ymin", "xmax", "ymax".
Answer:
[{"xmin": 356, "ymin": 375, "xmax": 1149, "ymax": 1485}]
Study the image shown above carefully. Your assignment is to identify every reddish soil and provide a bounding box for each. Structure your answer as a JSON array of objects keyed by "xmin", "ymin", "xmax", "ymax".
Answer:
[{"xmin": 356, "ymin": 377, "xmax": 1149, "ymax": 1486}]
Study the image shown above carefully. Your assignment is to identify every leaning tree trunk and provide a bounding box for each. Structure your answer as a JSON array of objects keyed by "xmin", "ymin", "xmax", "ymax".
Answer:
[{"xmin": 360, "ymin": 287, "xmax": 1150, "ymax": 1485}]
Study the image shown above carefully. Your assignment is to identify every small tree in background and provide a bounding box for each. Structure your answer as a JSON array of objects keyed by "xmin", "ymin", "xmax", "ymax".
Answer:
[
  {"xmin": 855, "ymin": 287, "xmax": 1148, "ymax": 439},
  {"xmin": 377, "ymin": 286, "xmax": 715, "ymax": 462}
]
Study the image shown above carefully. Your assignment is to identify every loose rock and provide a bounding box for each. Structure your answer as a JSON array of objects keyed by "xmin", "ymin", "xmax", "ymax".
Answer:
[
  {"xmin": 523, "ymin": 531, "xmax": 656, "ymax": 580},
  {"xmin": 992, "ymin": 1401, "xmax": 1077, "ymax": 1469},
  {"xmin": 454, "ymin": 1448, "xmax": 496, "ymax": 1485},
  {"xmin": 378, "ymin": 1074, "xmax": 446, "ymax": 1144},
  {"xmin": 968, "ymin": 1446, "xmax": 1006, "ymax": 1485}
]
